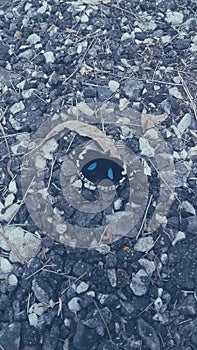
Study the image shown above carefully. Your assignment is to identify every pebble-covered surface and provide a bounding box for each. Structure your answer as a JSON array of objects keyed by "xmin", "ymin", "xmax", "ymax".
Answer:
[{"xmin": 0, "ymin": 0, "xmax": 197, "ymax": 349}]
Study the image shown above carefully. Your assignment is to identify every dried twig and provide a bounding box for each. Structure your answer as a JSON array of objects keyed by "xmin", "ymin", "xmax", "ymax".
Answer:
[
  {"xmin": 0, "ymin": 107, "xmax": 14, "ymax": 178},
  {"xmin": 93, "ymin": 299, "xmax": 112, "ymax": 341},
  {"xmin": 177, "ymin": 69, "xmax": 197, "ymax": 121},
  {"xmin": 61, "ymin": 272, "xmax": 87, "ymax": 295},
  {"xmin": 24, "ymin": 120, "xmax": 120, "ymax": 158},
  {"xmin": 136, "ymin": 194, "xmax": 153, "ymax": 240}
]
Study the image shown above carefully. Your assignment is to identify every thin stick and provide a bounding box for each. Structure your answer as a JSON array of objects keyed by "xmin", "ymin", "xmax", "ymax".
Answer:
[
  {"xmin": 61, "ymin": 272, "xmax": 87, "ymax": 295},
  {"xmin": 93, "ymin": 299, "xmax": 112, "ymax": 341},
  {"xmin": 0, "ymin": 107, "xmax": 14, "ymax": 178},
  {"xmin": 177, "ymin": 69, "xmax": 197, "ymax": 121},
  {"xmin": 136, "ymin": 194, "xmax": 153, "ymax": 240},
  {"xmin": 47, "ymin": 157, "xmax": 56, "ymax": 190}
]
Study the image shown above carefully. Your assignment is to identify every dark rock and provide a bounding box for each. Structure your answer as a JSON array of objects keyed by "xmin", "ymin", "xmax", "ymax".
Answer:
[
  {"xmin": 0, "ymin": 323, "xmax": 21, "ymax": 350},
  {"xmin": 0, "ymin": 41, "xmax": 9, "ymax": 60},
  {"xmin": 138, "ymin": 318, "xmax": 160, "ymax": 350},
  {"xmin": 32, "ymin": 276, "xmax": 55, "ymax": 303},
  {"xmin": 182, "ymin": 215, "xmax": 197, "ymax": 233},
  {"xmin": 82, "ymin": 307, "xmax": 112, "ymax": 328},
  {"xmin": 135, "ymin": 32, "xmax": 147, "ymax": 40},
  {"xmin": 22, "ymin": 323, "xmax": 40, "ymax": 345},
  {"xmin": 96, "ymin": 86, "xmax": 113, "ymax": 102},
  {"xmin": 121, "ymin": 78, "xmax": 144, "ymax": 100},
  {"xmin": 72, "ymin": 322, "xmax": 98, "ymax": 350},
  {"xmin": 72, "ymin": 260, "xmax": 92, "ymax": 278},
  {"xmin": 173, "ymin": 39, "xmax": 190, "ymax": 50},
  {"xmin": 98, "ymin": 340, "xmax": 119, "ymax": 350},
  {"xmin": 42, "ymin": 324, "xmax": 60, "ymax": 350}
]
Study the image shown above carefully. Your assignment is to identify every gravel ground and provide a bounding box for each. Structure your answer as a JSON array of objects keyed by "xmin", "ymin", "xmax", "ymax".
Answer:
[{"xmin": 0, "ymin": 0, "xmax": 197, "ymax": 349}]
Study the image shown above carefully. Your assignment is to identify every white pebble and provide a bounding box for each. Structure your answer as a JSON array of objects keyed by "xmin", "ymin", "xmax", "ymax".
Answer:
[
  {"xmin": 10, "ymin": 101, "xmax": 25, "ymax": 114},
  {"xmin": 44, "ymin": 51, "xmax": 55, "ymax": 63},
  {"xmin": 8, "ymin": 274, "xmax": 18, "ymax": 286},
  {"xmin": 81, "ymin": 14, "xmax": 89, "ymax": 23},
  {"xmin": 108, "ymin": 80, "xmax": 120, "ymax": 92},
  {"xmin": 177, "ymin": 113, "xmax": 192, "ymax": 133},
  {"xmin": 5, "ymin": 193, "xmax": 15, "ymax": 207},
  {"xmin": 134, "ymin": 236, "xmax": 154, "ymax": 252},
  {"xmin": 0, "ymin": 257, "xmax": 13, "ymax": 273},
  {"xmin": 68, "ymin": 297, "xmax": 81, "ymax": 312},
  {"xmin": 28, "ymin": 313, "xmax": 38, "ymax": 327},
  {"xmin": 76, "ymin": 282, "xmax": 89, "ymax": 294},
  {"xmin": 27, "ymin": 33, "xmax": 41, "ymax": 44},
  {"xmin": 8, "ymin": 180, "xmax": 17, "ymax": 194},
  {"xmin": 169, "ymin": 87, "xmax": 183, "ymax": 99},
  {"xmin": 166, "ymin": 10, "xmax": 183, "ymax": 25},
  {"xmin": 172, "ymin": 231, "xmax": 186, "ymax": 246}
]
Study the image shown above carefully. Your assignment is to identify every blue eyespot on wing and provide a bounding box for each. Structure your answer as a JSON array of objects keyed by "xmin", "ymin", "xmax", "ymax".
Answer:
[
  {"xmin": 107, "ymin": 168, "xmax": 114, "ymax": 180},
  {"xmin": 87, "ymin": 162, "xmax": 97, "ymax": 171}
]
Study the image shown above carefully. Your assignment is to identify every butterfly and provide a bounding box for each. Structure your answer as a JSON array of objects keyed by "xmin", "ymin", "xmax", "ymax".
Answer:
[{"xmin": 71, "ymin": 149, "xmax": 127, "ymax": 190}]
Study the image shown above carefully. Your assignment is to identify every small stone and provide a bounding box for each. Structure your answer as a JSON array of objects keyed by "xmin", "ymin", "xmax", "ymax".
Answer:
[
  {"xmin": 181, "ymin": 201, "xmax": 196, "ymax": 215},
  {"xmin": 5, "ymin": 193, "xmax": 15, "ymax": 207},
  {"xmin": 97, "ymin": 86, "xmax": 112, "ymax": 102},
  {"xmin": 121, "ymin": 32, "xmax": 131, "ymax": 41},
  {"xmin": 161, "ymin": 35, "xmax": 171, "ymax": 44},
  {"xmin": 113, "ymin": 198, "xmax": 122, "ymax": 211},
  {"xmin": 37, "ymin": 1, "xmax": 48, "ymax": 14},
  {"xmin": 0, "ymin": 203, "xmax": 20, "ymax": 222},
  {"xmin": 108, "ymin": 80, "xmax": 120, "ymax": 92},
  {"xmin": 28, "ymin": 313, "xmax": 38, "ymax": 327},
  {"xmin": 8, "ymin": 274, "xmax": 18, "ymax": 286},
  {"xmin": 187, "ymin": 145, "xmax": 197, "ymax": 158},
  {"xmin": 154, "ymin": 297, "xmax": 163, "ymax": 312},
  {"xmin": 182, "ymin": 215, "xmax": 197, "ymax": 234},
  {"xmin": 76, "ymin": 101, "xmax": 94, "ymax": 116},
  {"xmin": 29, "ymin": 302, "xmax": 48, "ymax": 316},
  {"xmin": 0, "ymin": 323, "xmax": 21, "ymax": 350},
  {"xmin": 0, "ymin": 257, "xmax": 13, "ymax": 273},
  {"xmin": 27, "ymin": 33, "xmax": 41, "ymax": 45},
  {"xmin": 172, "ymin": 231, "xmax": 186, "ymax": 246},
  {"xmin": 0, "ymin": 226, "xmax": 41, "ymax": 263},
  {"xmin": 139, "ymin": 137, "xmax": 155, "ymax": 157},
  {"xmin": 119, "ymin": 98, "xmax": 129, "ymax": 111},
  {"xmin": 10, "ymin": 101, "xmax": 25, "ymax": 114},
  {"xmin": 81, "ymin": 14, "xmax": 89, "ymax": 23},
  {"xmin": 107, "ymin": 268, "xmax": 117, "ymax": 287},
  {"xmin": 68, "ymin": 297, "xmax": 81, "ymax": 312},
  {"xmin": 18, "ymin": 49, "xmax": 33, "ymax": 60},
  {"xmin": 169, "ymin": 87, "xmax": 183, "ymax": 99},
  {"xmin": 122, "ymin": 78, "xmax": 144, "ymax": 100},
  {"xmin": 130, "ymin": 269, "xmax": 150, "ymax": 296},
  {"xmin": 166, "ymin": 10, "xmax": 183, "ymax": 25},
  {"xmin": 76, "ymin": 282, "xmax": 89, "ymax": 294},
  {"xmin": 139, "ymin": 258, "xmax": 155, "ymax": 276},
  {"xmin": 8, "ymin": 180, "xmax": 17, "ymax": 194},
  {"xmin": 177, "ymin": 113, "xmax": 192, "ymax": 133},
  {"xmin": 44, "ymin": 51, "xmax": 55, "ymax": 63},
  {"xmin": 138, "ymin": 318, "xmax": 160, "ymax": 350},
  {"xmin": 134, "ymin": 236, "xmax": 154, "ymax": 252}
]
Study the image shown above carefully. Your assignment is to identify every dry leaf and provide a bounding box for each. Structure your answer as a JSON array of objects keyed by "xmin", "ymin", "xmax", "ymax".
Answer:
[
  {"xmin": 141, "ymin": 108, "xmax": 168, "ymax": 133},
  {"xmin": 26, "ymin": 120, "xmax": 120, "ymax": 159}
]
